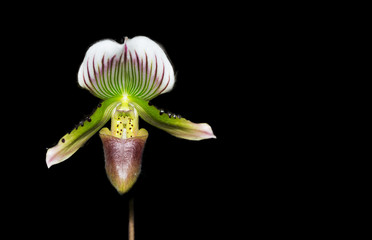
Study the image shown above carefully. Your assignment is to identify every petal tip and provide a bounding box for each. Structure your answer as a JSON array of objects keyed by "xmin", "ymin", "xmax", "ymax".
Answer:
[
  {"xmin": 45, "ymin": 145, "xmax": 61, "ymax": 169},
  {"xmin": 197, "ymin": 123, "xmax": 216, "ymax": 140},
  {"xmin": 46, "ymin": 147, "xmax": 54, "ymax": 168}
]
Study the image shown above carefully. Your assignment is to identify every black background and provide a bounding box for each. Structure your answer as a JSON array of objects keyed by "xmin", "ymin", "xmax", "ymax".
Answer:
[
  {"xmin": 4, "ymin": 11, "xmax": 251, "ymax": 239},
  {"xmin": 3, "ymin": 6, "xmax": 319, "ymax": 239},
  {"xmin": 2, "ymin": 5, "xmax": 357, "ymax": 239}
]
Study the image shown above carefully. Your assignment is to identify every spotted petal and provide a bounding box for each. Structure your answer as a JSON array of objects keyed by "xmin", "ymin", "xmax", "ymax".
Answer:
[
  {"xmin": 78, "ymin": 36, "xmax": 175, "ymax": 101},
  {"xmin": 46, "ymin": 97, "xmax": 122, "ymax": 168},
  {"xmin": 129, "ymin": 96, "xmax": 216, "ymax": 140}
]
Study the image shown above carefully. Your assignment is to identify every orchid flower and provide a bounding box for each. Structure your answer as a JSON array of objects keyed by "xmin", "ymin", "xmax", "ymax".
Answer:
[{"xmin": 46, "ymin": 36, "xmax": 215, "ymax": 194}]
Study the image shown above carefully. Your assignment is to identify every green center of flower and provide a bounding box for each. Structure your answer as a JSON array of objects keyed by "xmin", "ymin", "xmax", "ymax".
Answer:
[
  {"xmin": 110, "ymin": 103, "xmax": 139, "ymax": 139},
  {"xmin": 97, "ymin": 97, "xmax": 140, "ymax": 139}
]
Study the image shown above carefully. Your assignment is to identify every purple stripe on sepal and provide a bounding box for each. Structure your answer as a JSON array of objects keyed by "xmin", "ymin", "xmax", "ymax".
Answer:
[{"xmin": 159, "ymin": 75, "xmax": 171, "ymax": 95}]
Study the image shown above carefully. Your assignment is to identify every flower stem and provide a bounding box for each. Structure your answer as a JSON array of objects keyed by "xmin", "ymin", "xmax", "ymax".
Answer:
[{"xmin": 129, "ymin": 197, "xmax": 135, "ymax": 240}]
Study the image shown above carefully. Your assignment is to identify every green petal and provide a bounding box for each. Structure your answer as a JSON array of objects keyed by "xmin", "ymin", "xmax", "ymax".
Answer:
[
  {"xmin": 46, "ymin": 97, "xmax": 122, "ymax": 168},
  {"xmin": 128, "ymin": 96, "xmax": 216, "ymax": 141}
]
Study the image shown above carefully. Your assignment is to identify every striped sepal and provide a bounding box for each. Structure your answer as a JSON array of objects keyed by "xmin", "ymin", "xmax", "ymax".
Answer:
[{"xmin": 78, "ymin": 36, "xmax": 175, "ymax": 101}]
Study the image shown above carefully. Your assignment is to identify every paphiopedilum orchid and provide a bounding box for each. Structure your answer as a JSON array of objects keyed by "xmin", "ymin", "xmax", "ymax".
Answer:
[{"xmin": 46, "ymin": 36, "xmax": 215, "ymax": 194}]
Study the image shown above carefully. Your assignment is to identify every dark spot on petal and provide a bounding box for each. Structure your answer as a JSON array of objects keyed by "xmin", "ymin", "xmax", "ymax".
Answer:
[
  {"xmin": 97, "ymin": 103, "xmax": 102, "ymax": 108},
  {"xmin": 148, "ymin": 101, "xmax": 153, "ymax": 106},
  {"xmin": 87, "ymin": 117, "xmax": 91, "ymax": 122},
  {"xmin": 61, "ymin": 138, "xmax": 65, "ymax": 143},
  {"xmin": 117, "ymin": 131, "xmax": 119, "ymax": 133},
  {"xmin": 168, "ymin": 113, "xmax": 172, "ymax": 118}
]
